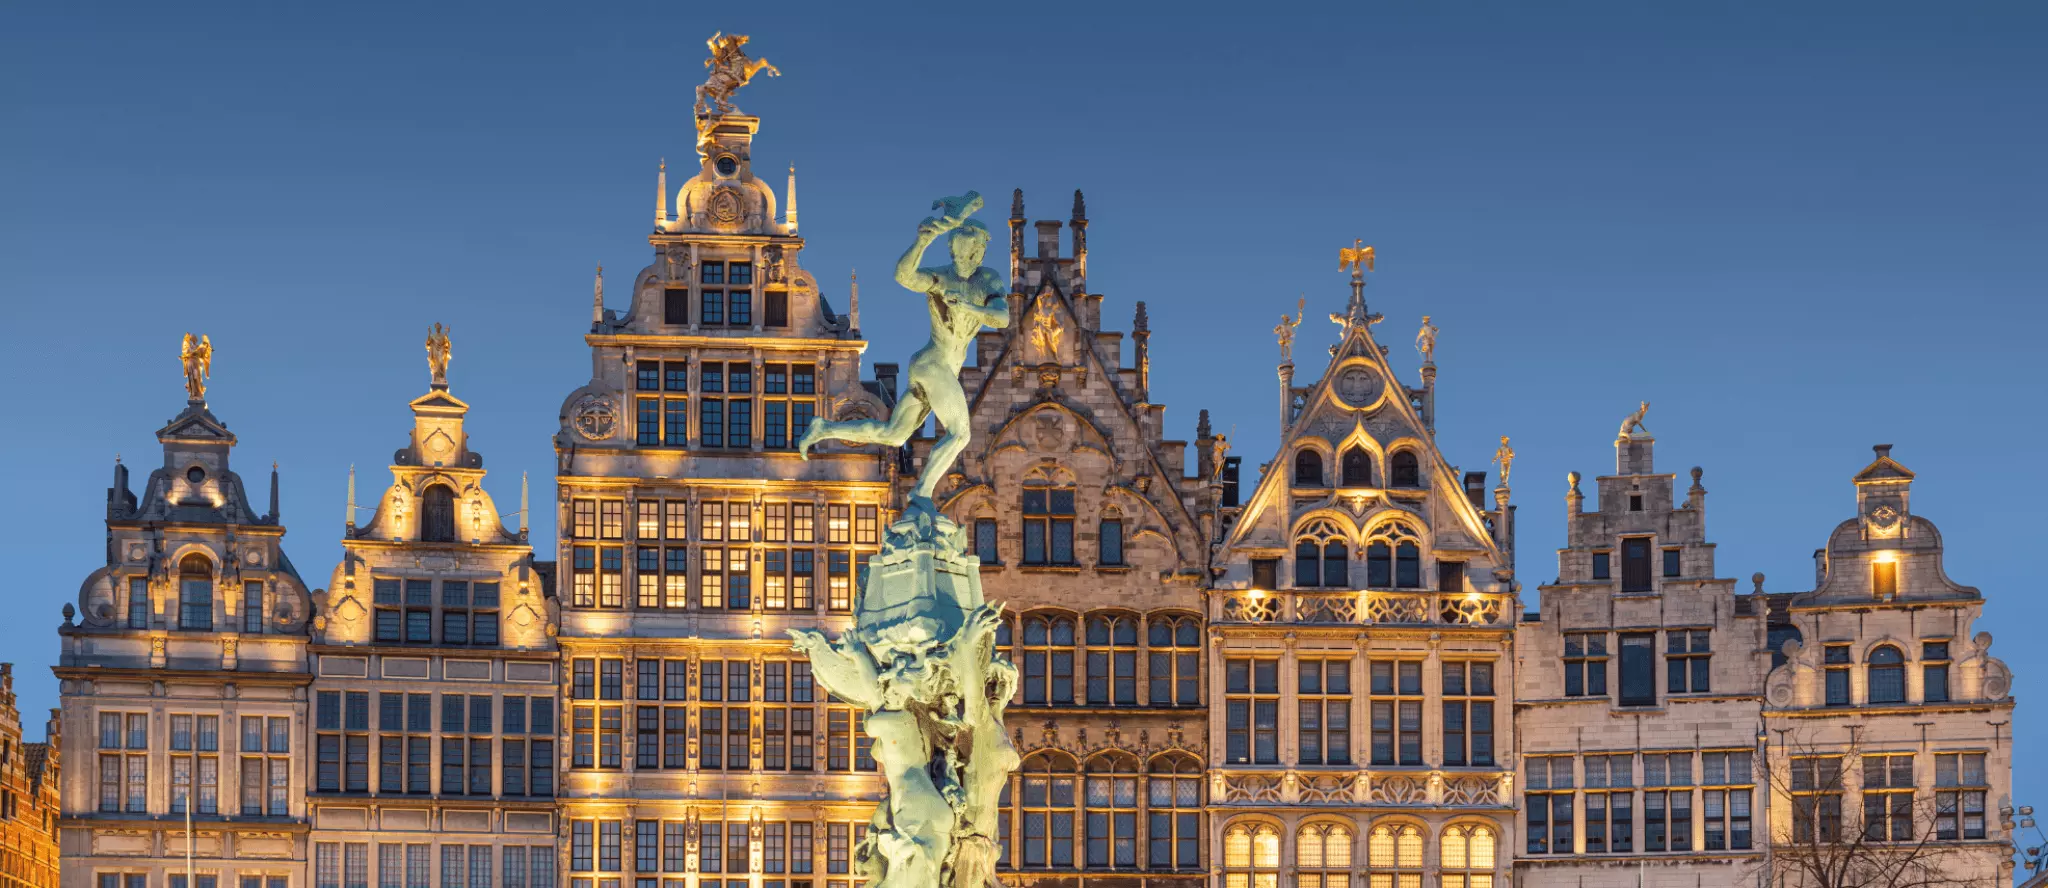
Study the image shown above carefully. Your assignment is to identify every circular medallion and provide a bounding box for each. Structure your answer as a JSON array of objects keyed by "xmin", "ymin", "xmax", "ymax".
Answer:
[
  {"xmin": 1336, "ymin": 368, "xmax": 1381, "ymax": 406},
  {"xmin": 573, "ymin": 395, "xmax": 618, "ymax": 440},
  {"xmin": 187, "ymin": 465, "xmax": 206, "ymax": 484},
  {"xmin": 709, "ymin": 188, "xmax": 743, "ymax": 224}
]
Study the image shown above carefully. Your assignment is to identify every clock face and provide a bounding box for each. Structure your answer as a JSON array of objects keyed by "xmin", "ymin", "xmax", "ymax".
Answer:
[{"xmin": 715, "ymin": 155, "xmax": 738, "ymax": 177}]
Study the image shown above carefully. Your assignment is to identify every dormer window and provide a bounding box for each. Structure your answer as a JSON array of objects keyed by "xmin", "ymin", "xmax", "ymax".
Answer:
[
  {"xmin": 1871, "ymin": 555, "xmax": 1899, "ymax": 600},
  {"xmin": 1341, "ymin": 447, "xmax": 1373, "ymax": 486},
  {"xmin": 178, "ymin": 554, "xmax": 214, "ymax": 631},
  {"xmin": 421, "ymin": 484, "xmax": 457, "ymax": 543},
  {"xmin": 186, "ymin": 466, "xmax": 206, "ymax": 485},
  {"xmin": 1293, "ymin": 450, "xmax": 1324, "ymax": 487},
  {"xmin": 1390, "ymin": 451, "xmax": 1420, "ymax": 488}
]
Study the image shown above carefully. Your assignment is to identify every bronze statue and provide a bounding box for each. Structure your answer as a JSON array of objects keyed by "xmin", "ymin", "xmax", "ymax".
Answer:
[
  {"xmin": 1493, "ymin": 435, "xmax": 1515, "ymax": 487},
  {"xmin": 179, "ymin": 333, "xmax": 212, "ymax": 402},
  {"xmin": 796, "ymin": 192, "xmax": 1009, "ymax": 513}
]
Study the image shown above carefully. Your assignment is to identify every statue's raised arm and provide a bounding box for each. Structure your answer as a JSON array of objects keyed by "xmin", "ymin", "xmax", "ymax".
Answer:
[{"xmin": 798, "ymin": 192, "xmax": 1010, "ymax": 513}]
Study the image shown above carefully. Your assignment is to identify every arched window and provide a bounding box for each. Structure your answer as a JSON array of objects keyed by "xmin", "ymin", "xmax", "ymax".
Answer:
[
  {"xmin": 1366, "ymin": 823, "xmax": 1423, "ymax": 888},
  {"xmin": 1021, "ymin": 614, "xmax": 1076, "ymax": 705},
  {"xmin": 1086, "ymin": 614, "xmax": 1140, "ymax": 706},
  {"xmin": 1439, "ymin": 824, "xmax": 1497, "ymax": 888},
  {"xmin": 1295, "ymin": 451, "xmax": 1325, "ymax": 487},
  {"xmin": 1366, "ymin": 543, "xmax": 1391, "ymax": 588},
  {"xmin": 1342, "ymin": 447, "xmax": 1373, "ymax": 487},
  {"xmin": 178, "ymin": 554, "xmax": 214, "ymax": 631},
  {"xmin": 1390, "ymin": 451, "xmax": 1420, "ymax": 488},
  {"xmin": 1366, "ymin": 523, "xmax": 1423, "ymax": 589},
  {"xmin": 1084, "ymin": 752, "xmax": 1140, "ymax": 869},
  {"xmin": 1396, "ymin": 543, "xmax": 1421, "ymax": 589},
  {"xmin": 1147, "ymin": 616, "xmax": 1201, "ymax": 706},
  {"xmin": 1294, "ymin": 520, "xmax": 1349, "ymax": 588},
  {"xmin": 1020, "ymin": 752, "xmax": 1079, "ymax": 869},
  {"xmin": 1867, "ymin": 645, "xmax": 1906, "ymax": 704},
  {"xmin": 1223, "ymin": 822, "xmax": 1280, "ymax": 888},
  {"xmin": 1148, "ymin": 754, "xmax": 1203, "ymax": 870},
  {"xmin": 1297, "ymin": 822, "xmax": 1355, "ymax": 888},
  {"xmin": 421, "ymin": 484, "xmax": 457, "ymax": 543}
]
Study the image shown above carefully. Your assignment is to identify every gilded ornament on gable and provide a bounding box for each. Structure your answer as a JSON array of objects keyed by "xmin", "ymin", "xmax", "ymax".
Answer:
[
  {"xmin": 708, "ymin": 187, "xmax": 743, "ymax": 225},
  {"xmin": 1868, "ymin": 503, "xmax": 1900, "ymax": 530},
  {"xmin": 1030, "ymin": 298, "xmax": 1062, "ymax": 359}
]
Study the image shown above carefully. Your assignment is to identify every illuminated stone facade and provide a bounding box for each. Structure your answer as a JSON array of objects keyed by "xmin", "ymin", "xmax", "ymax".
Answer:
[
  {"xmin": 914, "ymin": 190, "xmax": 1219, "ymax": 886},
  {"xmin": 56, "ymin": 396, "xmax": 317, "ymax": 888},
  {"xmin": 550, "ymin": 110, "xmax": 898, "ymax": 888},
  {"xmin": 305, "ymin": 365, "xmax": 559, "ymax": 888},
  {"xmin": 0, "ymin": 665, "xmax": 59, "ymax": 888},
  {"xmin": 1207, "ymin": 270, "xmax": 1520, "ymax": 888},
  {"xmin": 1516, "ymin": 433, "xmax": 1767, "ymax": 886}
]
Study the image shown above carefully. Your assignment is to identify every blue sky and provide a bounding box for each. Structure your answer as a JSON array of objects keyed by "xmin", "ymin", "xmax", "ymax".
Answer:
[{"xmin": 5, "ymin": 2, "xmax": 2044, "ymax": 812}]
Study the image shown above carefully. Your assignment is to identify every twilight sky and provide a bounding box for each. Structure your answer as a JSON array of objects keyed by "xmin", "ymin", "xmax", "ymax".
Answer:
[{"xmin": 4, "ymin": 2, "xmax": 2044, "ymax": 811}]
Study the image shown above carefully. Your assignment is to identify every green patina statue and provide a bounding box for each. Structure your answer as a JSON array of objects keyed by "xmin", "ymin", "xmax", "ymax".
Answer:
[
  {"xmin": 796, "ymin": 191, "xmax": 1009, "ymax": 512},
  {"xmin": 790, "ymin": 192, "xmax": 1019, "ymax": 888}
]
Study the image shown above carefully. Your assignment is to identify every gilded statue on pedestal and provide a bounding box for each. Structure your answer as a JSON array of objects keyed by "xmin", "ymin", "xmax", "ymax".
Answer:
[
  {"xmin": 179, "ymin": 333, "xmax": 212, "ymax": 402},
  {"xmin": 1619, "ymin": 401, "xmax": 1651, "ymax": 440},
  {"xmin": 696, "ymin": 32, "xmax": 780, "ymax": 117},
  {"xmin": 425, "ymin": 323, "xmax": 452, "ymax": 389}
]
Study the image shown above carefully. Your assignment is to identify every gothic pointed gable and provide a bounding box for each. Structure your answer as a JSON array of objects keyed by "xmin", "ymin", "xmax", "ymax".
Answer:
[
  {"xmin": 922, "ymin": 194, "xmax": 1218, "ymax": 594},
  {"xmin": 1217, "ymin": 274, "xmax": 1506, "ymax": 597}
]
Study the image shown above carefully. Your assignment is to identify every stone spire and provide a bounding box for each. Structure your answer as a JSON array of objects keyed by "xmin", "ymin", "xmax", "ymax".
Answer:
[
  {"xmin": 849, "ymin": 269, "xmax": 861, "ymax": 333},
  {"xmin": 1132, "ymin": 300, "xmax": 1150, "ymax": 401},
  {"xmin": 591, "ymin": 265, "xmax": 605, "ymax": 328},
  {"xmin": 1007, "ymin": 188, "xmax": 1025, "ymax": 292},
  {"xmin": 345, "ymin": 464, "xmax": 356, "ymax": 531},
  {"xmin": 520, "ymin": 471, "xmax": 529, "ymax": 537},
  {"xmin": 785, "ymin": 163, "xmax": 798, "ymax": 232},
  {"xmin": 656, "ymin": 158, "xmax": 667, "ymax": 225},
  {"xmin": 268, "ymin": 461, "xmax": 280, "ymax": 522},
  {"xmin": 1070, "ymin": 189, "xmax": 1088, "ymax": 288}
]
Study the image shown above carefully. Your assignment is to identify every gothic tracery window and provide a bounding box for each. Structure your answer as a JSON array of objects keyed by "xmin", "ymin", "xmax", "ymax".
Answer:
[
  {"xmin": 1019, "ymin": 751, "xmax": 1078, "ymax": 868},
  {"xmin": 1085, "ymin": 613, "xmax": 1139, "ymax": 706},
  {"xmin": 1148, "ymin": 753, "xmax": 1203, "ymax": 870},
  {"xmin": 1223, "ymin": 822, "xmax": 1280, "ymax": 888},
  {"xmin": 1021, "ymin": 613, "xmax": 1076, "ymax": 705},
  {"xmin": 1365, "ymin": 522, "xmax": 1424, "ymax": 589},
  {"xmin": 1439, "ymin": 823, "xmax": 1497, "ymax": 888},
  {"xmin": 1367, "ymin": 823, "xmax": 1423, "ymax": 888},
  {"xmin": 1294, "ymin": 519, "xmax": 1350, "ymax": 588},
  {"xmin": 1390, "ymin": 450, "xmax": 1421, "ymax": 487},
  {"xmin": 1297, "ymin": 822, "xmax": 1355, "ymax": 888},
  {"xmin": 1083, "ymin": 751, "xmax": 1140, "ymax": 869}
]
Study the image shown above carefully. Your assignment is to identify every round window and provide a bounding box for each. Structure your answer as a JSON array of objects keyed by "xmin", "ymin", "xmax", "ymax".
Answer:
[
  {"xmin": 187, "ymin": 466, "xmax": 206, "ymax": 484},
  {"xmin": 715, "ymin": 155, "xmax": 738, "ymax": 177}
]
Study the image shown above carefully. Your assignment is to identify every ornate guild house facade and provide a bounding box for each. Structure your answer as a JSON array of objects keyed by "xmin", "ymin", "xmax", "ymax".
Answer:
[{"xmin": 41, "ymin": 35, "xmax": 2021, "ymax": 888}]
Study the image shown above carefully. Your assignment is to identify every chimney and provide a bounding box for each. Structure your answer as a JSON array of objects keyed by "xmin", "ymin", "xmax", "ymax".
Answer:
[
  {"xmin": 1463, "ymin": 472, "xmax": 1488, "ymax": 511},
  {"xmin": 1035, "ymin": 220, "xmax": 1061, "ymax": 260},
  {"xmin": 874, "ymin": 363, "xmax": 900, "ymax": 401}
]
